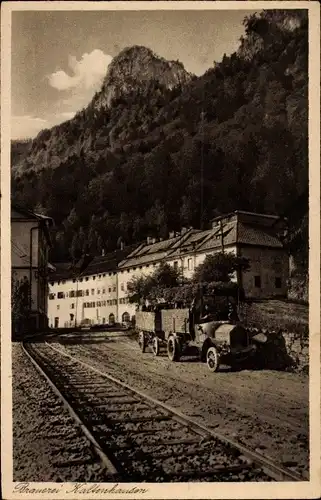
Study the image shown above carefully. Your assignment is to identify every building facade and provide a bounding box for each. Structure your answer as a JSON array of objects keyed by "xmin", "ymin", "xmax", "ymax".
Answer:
[
  {"xmin": 11, "ymin": 205, "xmax": 53, "ymax": 330},
  {"xmin": 48, "ymin": 210, "xmax": 289, "ymax": 328}
]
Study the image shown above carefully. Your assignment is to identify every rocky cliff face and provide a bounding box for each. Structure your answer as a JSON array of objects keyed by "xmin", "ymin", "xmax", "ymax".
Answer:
[
  {"xmin": 91, "ymin": 46, "xmax": 192, "ymax": 110},
  {"xmin": 11, "ymin": 46, "xmax": 192, "ymax": 176}
]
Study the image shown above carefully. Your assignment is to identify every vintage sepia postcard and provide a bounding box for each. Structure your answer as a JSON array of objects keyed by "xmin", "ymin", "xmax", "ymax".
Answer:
[{"xmin": 1, "ymin": 1, "xmax": 320, "ymax": 499}]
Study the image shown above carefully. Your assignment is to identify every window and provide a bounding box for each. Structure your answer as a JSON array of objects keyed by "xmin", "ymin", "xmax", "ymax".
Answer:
[
  {"xmin": 91, "ymin": 289, "xmax": 95, "ymax": 295},
  {"xmin": 113, "ymin": 286, "xmax": 116, "ymax": 292},
  {"xmin": 98, "ymin": 274, "xmax": 101, "ymax": 278},
  {"xmin": 49, "ymin": 293, "xmax": 55, "ymax": 300},
  {"xmin": 58, "ymin": 281, "xmax": 61, "ymax": 285},
  {"xmin": 108, "ymin": 287, "xmax": 111, "ymax": 293},
  {"xmin": 173, "ymin": 261, "xmax": 178, "ymax": 270},
  {"xmin": 86, "ymin": 290, "xmax": 89, "ymax": 296},
  {"xmin": 97, "ymin": 301, "xmax": 101, "ymax": 307},
  {"xmin": 103, "ymin": 317, "xmax": 106, "ymax": 323},
  {"xmin": 102, "ymin": 288, "xmax": 106, "ymax": 294},
  {"xmin": 62, "ymin": 280, "xmax": 66, "ymax": 284},
  {"xmin": 57, "ymin": 292, "xmax": 64, "ymax": 299},
  {"xmin": 97, "ymin": 289, "xmax": 100, "ymax": 294},
  {"xmin": 92, "ymin": 301, "xmax": 95, "ymax": 307},
  {"xmin": 121, "ymin": 283, "xmax": 124, "ymax": 291},
  {"xmin": 69, "ymin": 290, "xmax": 75, "ymax": 298},
  {"xmin": 57, "ymin": 305, "xmax": 60, "ymax": 310},
  {"xmin": 103, "ymin": 274, "xmax": 106, "ymax": 277},
  {"xmin": 85, "ymin": 277, "xmax": 89, "ymax": 281},
  {"xmin": 71, "ymin": 303, "xmax": 75, "ymax": 309},
  {"xmin": 73, "ymin": 279, "xmax": 76, "ymax": 283},
  {"xmin": 254, "ymin": 276, "xmax": 261, "ymax": 288},
  {"xmin": 76, "ymin": 290, "xmax": 83, "ymax": 297},
  {"xmin": 93, "ymin": 276, "xmax": 96, "ymax": 280},
  {"xmin": 275, "ymin": 277, "xmax": 282, "ymax": 289},
  {"xmin": 79, "ymin": 278, "xmax": 83, "ymax": 282},
  {"xmin": 187, "ymin": 258, "xmax": 193, "ymax": 271}
]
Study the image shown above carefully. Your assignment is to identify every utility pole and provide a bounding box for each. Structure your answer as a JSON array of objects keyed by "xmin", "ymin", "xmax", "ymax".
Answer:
[
  {"xmin": 75, "ymin": 277, "xmax": 79, "ymax": 327},
  {"xmin": 200, "ymin": 109, "xmax": 205, "ymax": 231},
  {"xmin": 220, "ymin": 220, "xmax": 225, "ymax": 254}
]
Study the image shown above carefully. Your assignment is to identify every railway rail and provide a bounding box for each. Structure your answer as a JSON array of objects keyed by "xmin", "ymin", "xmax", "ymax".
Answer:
[{"xmin": 22, "ymin": 341, "xmax": 304, "ymax": 482}]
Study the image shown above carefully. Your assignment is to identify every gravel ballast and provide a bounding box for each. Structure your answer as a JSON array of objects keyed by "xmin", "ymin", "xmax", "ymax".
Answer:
[{"xmin": 12, "ymin": 343, "xmax": 114, "ymax": 482}]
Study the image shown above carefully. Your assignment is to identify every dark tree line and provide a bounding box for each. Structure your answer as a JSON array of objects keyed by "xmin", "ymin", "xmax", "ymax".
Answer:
[{"xmin": 11, "ymin": 10, "xmax": 308, "ymax": 269}]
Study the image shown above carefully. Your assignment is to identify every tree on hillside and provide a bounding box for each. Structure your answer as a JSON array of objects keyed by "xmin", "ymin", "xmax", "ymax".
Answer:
[
  {"xmin": 127, "ymin": 262, "xmax": 182, "ymax": 305},
  {"xmin": 193, "ymin": 253, "xmax": 250, "ymax": 284}
]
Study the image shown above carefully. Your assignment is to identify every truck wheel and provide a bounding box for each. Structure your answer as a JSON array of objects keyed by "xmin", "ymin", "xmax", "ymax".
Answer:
[
  {"xmin": 167, "ymin": 336, "xmax": 180, "ymax": 362},
  {"xmin": 206, "ymin": 346, "xmax": 220, "ymax": 372},
  {"xmin": 152, "ymin": 336, "xmax": 160, "ymax": 356},
  {"xmin": 138, "ymin": 331, "xmax": 146, "ymax": 353}
]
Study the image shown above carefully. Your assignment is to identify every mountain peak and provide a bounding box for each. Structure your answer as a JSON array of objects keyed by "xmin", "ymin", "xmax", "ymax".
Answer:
[{"xmin": 93, "ymin": 45, "xmax": 192, "ymax": 109}]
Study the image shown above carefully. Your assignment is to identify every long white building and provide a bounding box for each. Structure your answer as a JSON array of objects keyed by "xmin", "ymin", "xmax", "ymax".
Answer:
[{"xmin": 48, "ymin": 211, "xmax": 289, "ymax": 328}]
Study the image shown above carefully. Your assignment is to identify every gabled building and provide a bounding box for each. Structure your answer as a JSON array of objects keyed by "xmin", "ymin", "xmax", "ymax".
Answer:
[
  {"xmin": 48, "ymin": 210, "xmax": 289, "ymax": 328},
  {"xmin": 11, "ymin": 205, "xmax": 54, "ymax": 330},
  {"xmin": 47, "ymin": 245, "xmax": 137, "ymax": 328}
]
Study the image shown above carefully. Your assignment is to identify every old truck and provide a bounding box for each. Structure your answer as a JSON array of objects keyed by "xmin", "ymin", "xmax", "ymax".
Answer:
[{"xmin": 136, "ymin": 287, "xmax": 265, "ymax": 372}]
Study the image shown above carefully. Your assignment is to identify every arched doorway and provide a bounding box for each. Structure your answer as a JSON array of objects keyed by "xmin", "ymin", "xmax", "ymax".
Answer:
[
  {"xmin": 109, "ymin": 313, "xmax": 115, "ymax": 325},
  {"xmin": 122, "ymin": 312, "xmax": 130, "ymax": 323}
]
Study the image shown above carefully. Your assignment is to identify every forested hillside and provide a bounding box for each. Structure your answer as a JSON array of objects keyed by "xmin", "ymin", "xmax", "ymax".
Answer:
[{"xmin": 11, "ymin": 10, "xmax": 308, "ymax": 268}]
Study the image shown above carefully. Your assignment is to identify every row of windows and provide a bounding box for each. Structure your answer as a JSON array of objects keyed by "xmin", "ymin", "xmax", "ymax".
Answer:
[
  {"xmin": 49, "ymin": 286, "xmax": 121, "ymax": 300},
  {"xmin": 66, "ymin": 297, "xmax": 130, "ymax": 310}
]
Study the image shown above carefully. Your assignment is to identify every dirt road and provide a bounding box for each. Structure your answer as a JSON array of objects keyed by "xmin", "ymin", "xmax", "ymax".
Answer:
[{"xmin": 46, "ymin": 330, "xmax": 309, "ymax": 478}]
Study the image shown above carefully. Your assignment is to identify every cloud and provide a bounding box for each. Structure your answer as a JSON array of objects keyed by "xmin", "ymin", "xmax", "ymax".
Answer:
[
  {"xmin": 48, "ymin": 50, "xmax": 112, "ymax": 111},
  {"xmin": 11, "ymin": 115, "xmax": 49, "ymax": 140},
  {"xmin": 49, "ymin": 49, "xmax": 112, "ymax": 91}
]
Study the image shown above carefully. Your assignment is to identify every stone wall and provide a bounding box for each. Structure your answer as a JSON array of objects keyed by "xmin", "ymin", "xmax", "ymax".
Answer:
[
  {"xmin": 288, "ymin": 274, "xmax": 308, "ymax": 302},
  {"xmin": 247, "ymin": 327, "xmax": 309, "ymax": 373}
]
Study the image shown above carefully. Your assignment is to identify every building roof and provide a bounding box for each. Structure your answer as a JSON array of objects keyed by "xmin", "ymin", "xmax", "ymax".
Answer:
[
  {"xmin": 50, "ymin": 244, "xmax": 139, "ymax": 282},
  {"xmin": 50, "ymin": 211, "xmax": 285, "ymax": 281},
  {"xmin": 82, "ymin": 245, "xmax": 137, "ymax": 276},
  {"xmin": 11, "ymin": 204, "xmax": 54, "ymax": 247},
  {"xmin": 118, "ymin": 234, "xmax": 183, "ymax": 268},
  {"xmin": 237, "ymin": 222, "xmax": 283, "ymax": 248}
]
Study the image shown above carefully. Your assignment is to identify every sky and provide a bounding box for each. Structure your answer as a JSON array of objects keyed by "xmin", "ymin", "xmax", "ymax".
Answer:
[{"xmin": 11, "ymin": 9, "xmax": 253, "ymax": 140}]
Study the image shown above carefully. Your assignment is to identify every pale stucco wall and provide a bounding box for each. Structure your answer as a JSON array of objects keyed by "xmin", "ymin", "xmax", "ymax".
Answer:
[{"xmin": 240, "ymin": 246, "xmax": 288, "ymax": 298}]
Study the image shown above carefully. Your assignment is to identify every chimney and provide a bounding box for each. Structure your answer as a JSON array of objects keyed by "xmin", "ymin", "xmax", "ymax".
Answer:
[
  {"xmin": 169, "ymin": 231, "xmax": 175, "ymax": 238},
  {"xmin": 147, "ymin": 236, "xmax": 152, "ymax": 245},
  {"xmin": 181, "ymin": 227, "xmax": 188, "ymax": 235}
]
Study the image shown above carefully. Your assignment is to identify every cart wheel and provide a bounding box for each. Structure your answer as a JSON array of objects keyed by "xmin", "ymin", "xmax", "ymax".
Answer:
[
  {"xmin": 152, "ymin": 336, "xmax": 160, "ymax": 356},
  {"xmin": 206, "ymin": 346, "xmax": 220, "ymax": 372},
  {"xmin": 167, "ymin": 336, "xmax": 180, "ymax": 362},
  {"xmin": 138, "ymin": 331, "xmax": 146, "ymax": 353}
]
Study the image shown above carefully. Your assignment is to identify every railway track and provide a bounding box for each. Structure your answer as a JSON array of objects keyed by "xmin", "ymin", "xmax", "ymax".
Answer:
[{"xmin": 23, "ymin": 341, "xmax": 304, "ymax": 483}]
